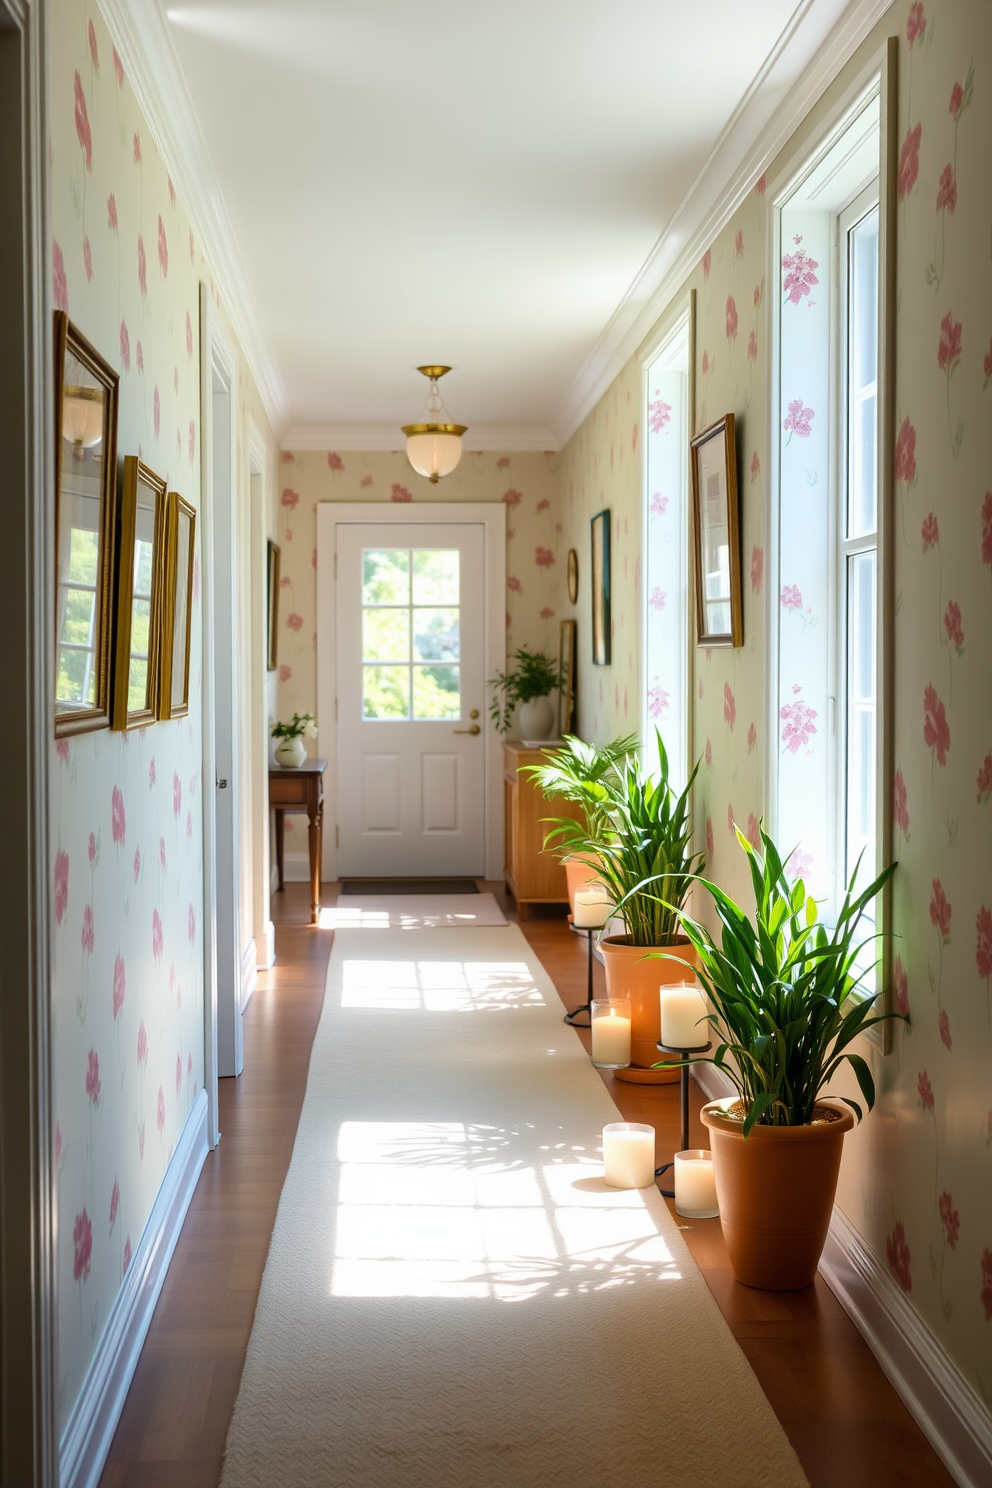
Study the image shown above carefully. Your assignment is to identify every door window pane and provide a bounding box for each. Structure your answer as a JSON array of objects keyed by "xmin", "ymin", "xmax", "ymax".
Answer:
[
  {"xmin": 412, "ymin": 549, "xmax": 458, "ymax": 605},
  {"xmin": 363, "ymin": 550, "xmax": 410, "ymax": 606},
  {"xmin": 413, "ymin": 665, "xmax": 460, "ymax": 719},
  {"xmin": 363, "ymin": 665, "xmax": 410, "ymax": 719},
  {"xmin": 363, "ymin": 608, "xmax": 410, "ymax": 663},
  {"xmin": 412, "ymin": 608, "xmax": 459, "ymax": 662}
]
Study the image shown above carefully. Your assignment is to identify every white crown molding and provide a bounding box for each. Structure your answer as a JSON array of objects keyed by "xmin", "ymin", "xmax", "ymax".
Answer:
[
  {"xmin": 551, "ymin": 0, "xmax": 896, "ymax": 447},
  {"xmin": 97, "ymin": 0, "xmax": 287, "ymax": 433},
  {"xmin": 283, "ymin": 424, "xmax": 560, "ymax": 453}
]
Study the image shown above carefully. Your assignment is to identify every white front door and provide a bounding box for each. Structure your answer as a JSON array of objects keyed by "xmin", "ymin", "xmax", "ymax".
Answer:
[{"xmin": 336, "ymin": 522, "xmax": 487, "ymax": 876}]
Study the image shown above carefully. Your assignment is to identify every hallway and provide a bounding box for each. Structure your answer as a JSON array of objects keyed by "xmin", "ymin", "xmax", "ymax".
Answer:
[{"xmin": 98, "ymin": 884, "xmax": 953, "ymax": 1488}]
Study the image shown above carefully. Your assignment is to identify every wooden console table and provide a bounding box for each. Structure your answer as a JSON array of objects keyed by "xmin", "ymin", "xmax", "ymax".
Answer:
[
  {"xmin": 503, "ymin": 742, "xmax": 584, "ymax": 919},
  {"xmin": 269, "ymin": 757, "xmax": 327, "ymax": 925}
]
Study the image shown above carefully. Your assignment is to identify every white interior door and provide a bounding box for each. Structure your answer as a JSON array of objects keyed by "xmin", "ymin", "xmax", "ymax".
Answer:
[{"xmin": 336, "ymin": 523, "xmax": 486, "ymax": 876}]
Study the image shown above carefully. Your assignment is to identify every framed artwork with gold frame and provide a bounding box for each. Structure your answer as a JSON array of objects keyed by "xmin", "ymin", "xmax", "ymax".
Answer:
[
  {"xmin": 590, "ymin": 509, "xmax": 611, "ymax": 665},
  {"xmin": 690, "ymin": 413, "xmax": 743, "ymax": 647},
  {"xmin": 54, "ymin": 312, "xmax": 119, "ymax": 736},
  {"xmin": 113, "ymin": 457, "xmax": 167, "ymax": 729},
  {"xmin": 559, "ymin": 619, "xmax": 576, "ymax": 735},
  {"xmin": 158, "ymin": 492, "xmax": 196, "ymax": 719},
  {"xmin": 267, "ymin": 539, "xmax": 281, "ymax": 671},
  {"xmin": 566, "ymin": 548, "xmax": 578, "ymax": 605}
]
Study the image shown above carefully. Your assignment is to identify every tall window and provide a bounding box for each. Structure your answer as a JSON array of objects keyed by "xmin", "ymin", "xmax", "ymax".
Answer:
[
  {"xmin": 643, "ymin": 312, "xmax": 690, "ymax": 790},
  {"xmin": 774, "ymin": 91, "xmax": 884, "ymax": 924},
  {"xmin": 839, "ymin": 194, "xmax": 879, "ymax": 892}
]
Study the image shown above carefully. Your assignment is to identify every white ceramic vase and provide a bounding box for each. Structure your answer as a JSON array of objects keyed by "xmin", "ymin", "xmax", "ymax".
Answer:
[
  {"xmin": 519, "ymin": 694, "xmax": 555, "ymax": 741},
  {"xmin": 275, "ymin": 735, "xmax": 306, "ymax": 769}
]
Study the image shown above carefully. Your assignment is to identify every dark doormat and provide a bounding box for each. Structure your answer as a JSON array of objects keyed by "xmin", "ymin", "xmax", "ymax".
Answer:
[{"xmin": 340, "ymin": 879, "xmax": 480, "ymax": 895}]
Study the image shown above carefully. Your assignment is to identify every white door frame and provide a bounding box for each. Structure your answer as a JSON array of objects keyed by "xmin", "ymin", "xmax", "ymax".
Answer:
[
  {"xmin": 247, "ymin": 422, "xmax": 274, "ymax": 972},
  {"xmin": 199, "ymin": 287, "xmax": 242, "ymax": 1136},
  {"xmin": 0, "ymin": 1, "xmax": 58, "ymax": 1479},
  {"xmin": 316, "ymin": 502, "xmax": 506, "ymax": 883}
]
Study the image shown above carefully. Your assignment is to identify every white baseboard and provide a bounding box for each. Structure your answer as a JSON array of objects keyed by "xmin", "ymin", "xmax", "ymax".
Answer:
[
  {"xmin": 60, "ymin": 1090, "xmax": 209, "ymax": 1488},
  {"xmin": 240, "ymin": 937, "xmax": 258, "ymax": 1009},
  {"xmin": 256, "ymin": 919, "xmax": 275, "ymax": 971},
  {"xmin": 820, "ymin": 1207, "xmax": 992, "ymax": 1488},
  {"xmin": 282, "ymin": 850, "xmax": 312, "ymax": 884},
  {"xmin": 689, "ymin": 1062, "xmax": 991, "ymax": 1487}
]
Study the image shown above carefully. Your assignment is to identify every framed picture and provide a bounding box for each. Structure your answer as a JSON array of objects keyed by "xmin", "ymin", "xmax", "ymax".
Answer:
[
  {"xmin": 54, "ymin": 312, "xmax": 119, "ymax": 736},
  {"xmin": 559, "ymin": 619, "xmax": 576, "ymax": 735},
  {"xmin": 590, "ymin": 509, "xmax": 611, "ymax": 665},
  {"xmin": 566, "ymin": 547, "xmax": 578, "ymax": 604},
  {"xmin": 158, "ymin": 492, "xmax": 196, "ymax": 720},
  {"xmin": 690, "ymin": 413, "xmax": 743, "ymax": 647},
  {"xmin": 113, "ymin": 458, "xmax": 167, "ymax": 730},
  {"xmin": 267, "ymin": 539, "xmax": 281, "ymax": 671}
]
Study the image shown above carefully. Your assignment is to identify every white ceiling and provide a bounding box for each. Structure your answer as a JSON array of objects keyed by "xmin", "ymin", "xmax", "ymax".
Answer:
[{"xmin": 129, "ymin": 0, "xmax": 882, "ymax": 443}]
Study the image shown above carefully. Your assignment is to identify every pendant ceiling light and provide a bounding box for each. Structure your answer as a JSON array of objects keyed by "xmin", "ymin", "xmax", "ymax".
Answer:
[
  {"xmin": 402, "ymin": 365, "xmax": 467, "ymax": 484},
  {"xmin": 62, "ymin": 384, "xmax": 104, "ymax": 456}
]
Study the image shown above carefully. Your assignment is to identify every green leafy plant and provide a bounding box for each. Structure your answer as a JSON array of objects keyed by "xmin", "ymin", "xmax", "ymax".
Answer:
[
  {"xmin": 539, "ymin": 730, "xmax": 703, "ymax": 946},
  {"xmin": 271, "ymin": 711, "xmax": 317, "ymax": 741},
  {"xmin": 524, "ymin": 733, "xmax": 638, "ymax": 845},
  {"xmin": 487, "ymin": 646, "xmax": 562, "ymax": 734},
  {"xmin": 652, "ymin": 824, "xmax": 899, "ymax": 1135}
]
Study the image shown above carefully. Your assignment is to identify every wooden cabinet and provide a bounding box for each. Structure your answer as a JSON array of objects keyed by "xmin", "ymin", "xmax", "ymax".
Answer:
[{"xmin": 503, "ymin": 743, "xmax": 584, "ymax": 918}]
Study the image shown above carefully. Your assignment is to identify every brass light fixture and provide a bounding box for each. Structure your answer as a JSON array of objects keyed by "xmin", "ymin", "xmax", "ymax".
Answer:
[
  {"xmin": 63, "ymin": 383, "xmax": 104, "ymax": 457},
  {"xmin": 402, "ymin": 365, "xmax": 467, "ymax": 483}
]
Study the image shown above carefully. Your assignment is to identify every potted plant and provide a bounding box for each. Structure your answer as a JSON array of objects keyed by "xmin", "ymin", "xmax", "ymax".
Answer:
[
  {"xmin": 541, "ymin": 731, "xmax": 703, "ymax": 1081},
  {"xmin": 525, "ymin": 733, "xmax": 638, "ymax": 911},
  {"xmin": 488, "ymin": 646, "xmax": 562, "ymax": 741},
  {"xmin": 658, "ymin": 824, "xmax": 897, "ymax": 1289},
  {"xmin": 271, "ymin": 711, "xmax": 317, "ymax": 768}
]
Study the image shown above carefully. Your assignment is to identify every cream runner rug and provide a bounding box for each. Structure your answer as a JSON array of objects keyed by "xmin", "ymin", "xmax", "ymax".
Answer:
[
  {"xmin": 319, "ymin": 892, "xmax": 507, "ymax": 930},
  {"xmin": 220, "ymin": 926, "xmax": 807, "ymax": 1488}
]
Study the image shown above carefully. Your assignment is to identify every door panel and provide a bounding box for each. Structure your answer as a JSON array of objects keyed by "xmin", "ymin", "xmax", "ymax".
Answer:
[{"xmin": 337, "ymin": 523, "xmax": 486, "ymax": 875}]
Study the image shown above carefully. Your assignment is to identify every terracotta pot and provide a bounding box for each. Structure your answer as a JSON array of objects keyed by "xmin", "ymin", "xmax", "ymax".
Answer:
[
  {"xmin": 563, "ymin": 853, "xmax": 605, "ymax": 914},
  {"xmin": 599, "ymin": 934, "xmax": 697, "ymax": 1082},
  {"xmin": 700, "ymin": 1097, "xmax": 855, "ymax": 1290}
]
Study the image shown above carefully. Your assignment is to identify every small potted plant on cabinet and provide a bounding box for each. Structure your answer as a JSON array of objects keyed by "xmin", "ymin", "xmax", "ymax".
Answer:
[
  {"xmin": 525, "ymin": 732, "xmax": 638, "ymax": 912},
  {"xmin": 488, "ymin": 645, "xmax": 562, "ymax": 741},
  {"xmin": 542, "ymin": 730, "xmax": 703, "ymax": 1081},
  {"xmin": 660, "ymin": 824, "xmax": 897, "ymax": 1289}
]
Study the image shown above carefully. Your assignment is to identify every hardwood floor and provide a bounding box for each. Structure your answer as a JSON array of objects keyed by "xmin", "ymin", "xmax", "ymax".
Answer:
[{"xmin": 99, "ymin": 881, "xmax": 954, "ymax": 1488}]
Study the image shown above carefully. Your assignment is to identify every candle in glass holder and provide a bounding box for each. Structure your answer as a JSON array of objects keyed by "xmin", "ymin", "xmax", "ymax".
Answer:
[
  {"xmin": 602, "ymin": 1122, "xmax": 655, "ymax": 1189},
  {"xmin": 660, "ymin": 985, "xmax": 707, "ymax": 1048},
  {"xmin": 674, "ymin": 1149, "xmax": 719, "ymax": 1218},
  {"xmin": 590, "ymin": 1000, "xmax": 631, "ymax": 1068},
  {"xmin": 574, "ymin": 887, "xmax": 612, "ymax": 928}
]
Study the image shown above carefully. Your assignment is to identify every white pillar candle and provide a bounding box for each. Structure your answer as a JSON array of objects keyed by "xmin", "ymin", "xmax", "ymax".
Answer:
[
  {"xmin": 590, "ymin": 1000, "xmax": 631, "ymax": 1068},
  {"xmin": 673, "ymin": 1149, "xmax": 719, "ymax": 1218},
  {"xmin": 602, "ymin": 1123, "xmax": 655, "ymax": 1189},
  {"xmin": 660, "ymin": 985, "xmax": 707, "ymax": 1048},
  {"xmin": 574, "ymin": 888, "xmax": 613, "ymax": 928}
]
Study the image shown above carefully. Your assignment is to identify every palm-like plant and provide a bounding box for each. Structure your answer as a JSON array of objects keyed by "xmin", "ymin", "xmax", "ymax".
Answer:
[
  {"xmin": 537, "ymin": 730, "xmax": 703, "ymax": 946},
  {"xmin": 524, "ymin": 733, "xmax": 638, "ymax": 846},
  {"xmin": 655, "ymin": 824, "xmax": 898, "ymax": 1135}
]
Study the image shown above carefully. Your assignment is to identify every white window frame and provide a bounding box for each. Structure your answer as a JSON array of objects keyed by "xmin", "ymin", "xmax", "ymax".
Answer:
[
  {"xmin": 639, "ymin": 289, "xmax": 695, "ymax": 793},
  {"xmin": 767, "ymin": 42, "xmax": 897, "ymax": 1047},
  {"xmin": 831, "ymin": 182, "xmax": 880, "ymax": 916}
]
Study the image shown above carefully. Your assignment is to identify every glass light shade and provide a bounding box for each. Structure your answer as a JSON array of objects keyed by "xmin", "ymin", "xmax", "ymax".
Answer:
[
  {"xmin": 63, "ymin": 387, "xmax": 104, "ymax": 450},
  {"xmin": 405, "ymin": 428, "xmax": 464, "ymax": 483}
]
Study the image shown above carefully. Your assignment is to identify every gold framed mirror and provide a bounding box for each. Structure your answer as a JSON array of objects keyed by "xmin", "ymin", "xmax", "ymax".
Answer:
[
  {"xmin": 158, "ymin": 492, "xmax": 196, "ymax": 720},
  {"xmin": 113, "ymin": 457, "xmax": 167, "ymax": 729},
  {"xmin": 54, "ymin": 312, "xmax": 119, "ymax": 736},
  {"xmin": 267, "ymin": 539, "xmax": 281, "ymax": 672}
]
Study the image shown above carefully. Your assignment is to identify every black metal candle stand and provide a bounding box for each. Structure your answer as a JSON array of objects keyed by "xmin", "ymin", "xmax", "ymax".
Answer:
[
  {"xmin": 563, "ymin": 924, "xmax": 597, "ymax": 1027},
  {"xmin": 653, "ymin": 1039, "xmax": 713, "ymax": 1198}
]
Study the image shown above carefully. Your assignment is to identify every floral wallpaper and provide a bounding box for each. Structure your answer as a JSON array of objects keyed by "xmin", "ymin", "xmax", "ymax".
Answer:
[
  {"xmin": 48, "ymin": 0, "xmax": 277, "ymax": 1434},
  {"xmin": 559, "ymin": 0, "xmax": 992, "ymax": 1409},
  {"xmin": 274, "ymin": 449, "xmax": 564, "ymax": 774}
]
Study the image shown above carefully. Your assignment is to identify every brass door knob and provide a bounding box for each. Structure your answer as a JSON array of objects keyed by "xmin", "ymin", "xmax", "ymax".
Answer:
[{"xmin": 453, "ymin": 724, "xmax": 481, "ymax": 735}]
